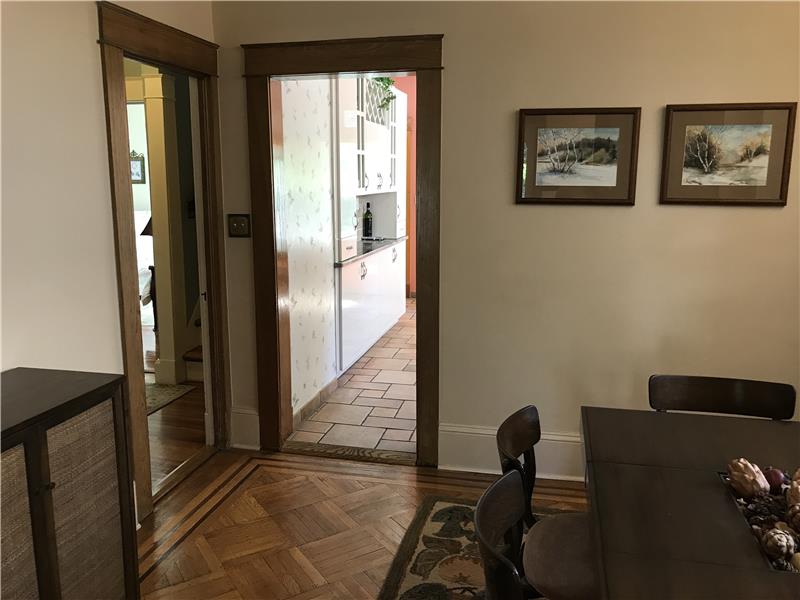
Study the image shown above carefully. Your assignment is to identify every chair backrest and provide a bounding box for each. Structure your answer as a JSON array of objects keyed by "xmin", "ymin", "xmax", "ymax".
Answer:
[
  {"xmin": 496, "ymin": 405, "xmax": 541, "ymax": 526},
  {"xmin": 649, "ymin": 374, "xmax": 796, "ymax": 420},
  {"xmin": 475, "ymin": 470, "xmax": 527, "ymax": 600}
]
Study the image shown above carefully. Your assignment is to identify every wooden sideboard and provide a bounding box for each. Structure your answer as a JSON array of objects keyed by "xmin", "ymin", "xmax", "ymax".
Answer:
[{"xmin": 1, "ymin": 368, "xmax": 139, "ymax": 599}]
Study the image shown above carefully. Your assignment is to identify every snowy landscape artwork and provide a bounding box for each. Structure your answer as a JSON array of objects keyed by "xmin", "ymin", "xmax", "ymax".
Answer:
[
  {"xmin": 535, "ymin": 127, "xmax": 620, "ymax": 186},
  {"xmin": 681, "ymin": 124, "xmax": 772, "ymax": 186}
]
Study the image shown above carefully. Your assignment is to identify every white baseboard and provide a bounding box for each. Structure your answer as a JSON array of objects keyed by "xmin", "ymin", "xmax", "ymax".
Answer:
[
  {"xmin": 185, "ymin": 361, "xmax": 204, "ymax": 382},
  {"xmin": 438, "ymin": 423, "xmax": 585, "ymax": 481},
  {"xmin": 231, "ymin": 406, "xmax": 260, "ymax": 449}
]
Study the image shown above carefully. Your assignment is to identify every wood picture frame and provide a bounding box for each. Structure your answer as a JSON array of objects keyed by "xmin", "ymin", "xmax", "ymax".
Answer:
[
  {"xmin": 129, "ymin": 151, "xmax": 145, "ymax": 184},
  {"xmin": 660, "ymin": 102, "xmax": 796, "ymax": 206},
  {"xmin": 516, "ymin": 107, "xmax": 641, "ymax": 205}
]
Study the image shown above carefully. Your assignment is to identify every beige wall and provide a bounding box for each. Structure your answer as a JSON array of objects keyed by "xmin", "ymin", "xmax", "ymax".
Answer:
[
  {"xmin": 1, "ymin": 1, "xmax": 213, "ymax": 373},
  {"xmin": 212, "ymin": 2, "xmax": 800, "ymax": 473},
  {"xmin": 3, "ymin": 2, "xmax": 798, "ymax": 477}
]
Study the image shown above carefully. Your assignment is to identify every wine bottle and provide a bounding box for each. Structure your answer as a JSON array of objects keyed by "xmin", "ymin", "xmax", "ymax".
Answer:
[{"xmin": 363, "ymin": 202, "xmax": 373, "ymax": 238}]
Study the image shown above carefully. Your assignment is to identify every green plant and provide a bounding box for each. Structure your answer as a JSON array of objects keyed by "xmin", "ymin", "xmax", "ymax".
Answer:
[{"xmin": 374, "ymin": 77, "xmax": 396, "ymax": 110}]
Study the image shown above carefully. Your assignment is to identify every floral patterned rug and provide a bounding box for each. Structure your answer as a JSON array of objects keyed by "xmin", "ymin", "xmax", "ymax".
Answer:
[{"xmin": 379, "ymin": 496, "xmax": 568, "ymax": 599}]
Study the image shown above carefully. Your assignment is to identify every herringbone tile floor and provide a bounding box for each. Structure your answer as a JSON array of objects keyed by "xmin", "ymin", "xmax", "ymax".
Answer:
[{"xmin": 138, "ymin": 451, "xmax": 587, "ymax": 599}]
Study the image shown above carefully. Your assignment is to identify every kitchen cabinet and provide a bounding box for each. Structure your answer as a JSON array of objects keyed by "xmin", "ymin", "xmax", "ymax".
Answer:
[
  {"xmin": 335, "ymin": 78, "xmax": 360, "ymax": 259},
  {"xmin": 334, "ymin": 77, "xmax": 407, "ymax": 262},
  {"xmin": 337, "ymin": 241, "xmax": 406, "ymax": 371},
  {"xmin": 372, "ymin": 89, "xmax": 407, "ymax": 239}
]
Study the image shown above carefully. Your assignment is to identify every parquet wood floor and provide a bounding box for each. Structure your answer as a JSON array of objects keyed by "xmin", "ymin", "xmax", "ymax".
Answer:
[{"xmin": 138, "ymin": 451, "xmax": 587, "ymax": 599}]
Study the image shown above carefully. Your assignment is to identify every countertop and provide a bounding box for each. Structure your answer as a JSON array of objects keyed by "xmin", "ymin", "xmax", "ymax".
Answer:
[{"xmin": 334, "ymin": 236, "xmax": 407, "ymax": 267}]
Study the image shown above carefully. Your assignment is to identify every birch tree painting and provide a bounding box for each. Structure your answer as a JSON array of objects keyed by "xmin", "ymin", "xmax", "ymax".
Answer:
[
  {"xmin": 535, "ymin": 127, "xmax": 620, "ymax": 186},
  {"xmin": 681, "ymin": 124, "xmax": 772, "ymax": 186}
]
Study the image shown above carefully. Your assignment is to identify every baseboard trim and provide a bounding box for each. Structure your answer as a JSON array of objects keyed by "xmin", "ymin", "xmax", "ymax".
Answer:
[
  {"xmin": 231, "ymin": 406, "xmax": 260, "ymax": 450},
  {"xmin": 439, "ymin": 422, "xmax": 582, "ymax": 444},
  {"xmin": 439, "ymin": 422, "xmax": 585, "ymax": 480}
]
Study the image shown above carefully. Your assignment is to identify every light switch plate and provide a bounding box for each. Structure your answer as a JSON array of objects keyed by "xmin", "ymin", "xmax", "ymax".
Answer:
[{"xmin": 227, "ymin": 214, "xmax": 251, "ymax": 238}]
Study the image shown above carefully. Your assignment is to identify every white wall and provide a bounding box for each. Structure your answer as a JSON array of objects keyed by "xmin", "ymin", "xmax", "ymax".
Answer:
[
  {"xmin": 127, "ymin": 103, "xmax": 151, "ymax": 213},
  {"xmin": 277, "ymin": 79, "xmax": 338, "ymax": 414},
  {"xmin": 1, "ymin": 1, "xmax": 214, "ymax": 374},
  {"xmin": 1, "ymin": 1, "xmax": 123, "ymax": 372},
  {"xmin": 212, "ymin": 2, "xmax": 800, "ymax": 476}
]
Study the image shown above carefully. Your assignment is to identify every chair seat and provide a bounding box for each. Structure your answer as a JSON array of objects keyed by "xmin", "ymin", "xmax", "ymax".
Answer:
[{"xmin": 522, "ymin": 513, "xmax": 597, "ymax": 600}]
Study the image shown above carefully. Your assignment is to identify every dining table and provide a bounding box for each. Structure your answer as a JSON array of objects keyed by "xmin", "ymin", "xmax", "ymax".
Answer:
[{"xmin": 582, "ymin": 406, "xmax": 800, "ymax": 600}]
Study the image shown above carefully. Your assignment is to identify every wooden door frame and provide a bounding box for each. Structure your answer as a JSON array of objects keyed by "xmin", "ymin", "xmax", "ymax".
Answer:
[
  {"xmin": 97, "ymin": 1, "xmax": 230, "ymax": 518},
  {"xmin": 242, "ymin": 35, "xmax": 442, "ymax": 466}
]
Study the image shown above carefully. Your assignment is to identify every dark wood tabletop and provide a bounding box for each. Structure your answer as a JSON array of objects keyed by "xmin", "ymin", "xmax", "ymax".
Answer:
[
  {"xmin": 582, "ymin": 406, "xmax": 800, "ymax": 600},
  {"xmin": 1, "ymin": 367, "xmax": 124, "ymax": 437}
]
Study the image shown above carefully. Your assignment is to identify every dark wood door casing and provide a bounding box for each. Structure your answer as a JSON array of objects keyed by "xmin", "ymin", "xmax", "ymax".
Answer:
[
  {"xmin": 97, "ymin": 1, "xmax": 230, "ymax": 517},
  {"xmin": 242, "ymin": 35, "xmax": 443, "ymax": 466}
]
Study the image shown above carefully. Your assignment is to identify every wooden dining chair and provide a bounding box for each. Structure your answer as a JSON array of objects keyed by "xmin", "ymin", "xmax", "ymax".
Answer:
[
  {"xmin": 496, "ymin": 405, "xmax": 540, "ymax": 528},
  {"xmin": 476, "ymin": 469, "xmax": 598, "ymax": 600},
  {"xmin": 649, "ymin": 374, "xmax": 796, "ymax": 420},
  {"xmin": 474, "ymin": 470, "xmax": 538, "ymax": 600}
]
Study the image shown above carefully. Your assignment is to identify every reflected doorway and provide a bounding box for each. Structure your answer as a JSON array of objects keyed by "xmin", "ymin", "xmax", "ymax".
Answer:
[{"xmin": 124, "ymin": 57, "xmax": 212, "ymax": 491}]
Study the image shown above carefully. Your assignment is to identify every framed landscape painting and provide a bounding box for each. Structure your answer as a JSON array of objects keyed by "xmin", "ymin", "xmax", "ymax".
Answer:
[
  {"xmin": 660, "ymin": 103, "xmax": 796, "ymax": 206},
  {"xmin": 516, "ymin": 107, "xmax": 641, "ymax": 205}
]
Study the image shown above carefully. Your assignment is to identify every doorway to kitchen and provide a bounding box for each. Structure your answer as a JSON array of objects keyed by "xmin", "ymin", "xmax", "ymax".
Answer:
[
  {"xmin": 243, "ymin": 36, "xmax": 441, "ymax": 466},
  {"xmin": 269, "ymin": 74, "xmax": 418, "ymax": 459}
]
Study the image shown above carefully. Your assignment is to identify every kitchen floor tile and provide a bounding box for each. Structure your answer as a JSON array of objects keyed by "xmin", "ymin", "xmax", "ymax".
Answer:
[
  {"xmin": 342, "ymin": 381, "xmax": 390, "ymax": 391},
  {"xmin": 370, "ymin": 407, "xmax": 398, "ymax": 418},
  {"xmin": 352, "ymin": 397, "xmax": 404, "ymax": 409},
  {"xmin": 363, "ymin": 416, "xmax": 416, "ymax": 430},
  {"xmin": 365, "ymin": 357, "xmax": 410, "ymax": 371},
  {"xmin": 364, "ymin": 347, "xmax": 398, "ymax": 358},
  {"xmin": 396, "ymin": 401, "xmax": 416, "ymax": 420},
  {"xmin": 377, "ymin": 440, "xmax": 416, "ymax": 453},
  {"xmin": 292, "ymin": 299, "xmax": 416, "ymax": 455},
  {"xmin": 346, "ymin": 368, "xmax": 380, "ymax": 377},
  {"xmin": 382, "ymin": 429, "xmax": 412, "ymax": 441},
  {"xmin": 372, "ymin": 370, "xmax": 416, "ymax": 385},
  {"xmin": 310, "ymin": 403, "xmax": 371, "ymax": 425},
  {"xmin": 296, "ymin": 421, "xmax": 333, "ymax": 434},
  {"xmin": 289, "ymin": 431, "xmax": 324, "ymax": 443},
  {"xmin": 325, "ymin": 387, "xmax": 362, "ymax": 404},
  {"xmin": 383, "ymin": 384, "xmax": 417, "ymax": 400},
  {"xmin": 320, "ymin": 424, "xmax": 385, "ymax": 448}
]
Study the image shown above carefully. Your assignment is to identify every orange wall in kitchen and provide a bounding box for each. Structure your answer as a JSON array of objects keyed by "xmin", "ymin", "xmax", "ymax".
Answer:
[{"xmin": 393, "ymin": 75, "xmax": 416, "ymax": 296}]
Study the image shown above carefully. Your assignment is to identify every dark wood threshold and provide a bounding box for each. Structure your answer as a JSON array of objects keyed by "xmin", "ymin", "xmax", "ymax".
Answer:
[
  {"xmin": 152, "ymin": 445, "xmax": 217, "ymax": 504},
  {"xmin": 281, "ymin": 440, "xmax": 416, "ymax": 466}
]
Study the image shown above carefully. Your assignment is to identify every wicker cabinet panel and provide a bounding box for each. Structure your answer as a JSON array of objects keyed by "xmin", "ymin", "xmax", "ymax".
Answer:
[
  {"xmin": 1, "ymin": 445, "xmax": 38, "ymax": 600},
  {"xmin": 46, "ymin": 400, "xmax": 125, "ymax": 600}
]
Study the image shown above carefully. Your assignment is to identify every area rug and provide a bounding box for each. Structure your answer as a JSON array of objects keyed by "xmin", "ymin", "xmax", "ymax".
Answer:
[
  {"xmin": 145, "ymin": 382, "xmax": 194, "ymax": 415},
  {"xmin": 378, "ymin": 496, "xmax": 568, "ymax": 600}
]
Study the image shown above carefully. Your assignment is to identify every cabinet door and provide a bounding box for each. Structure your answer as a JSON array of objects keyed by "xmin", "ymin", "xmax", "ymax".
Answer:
[
  {"xmin": 339, "ymin": 260, "xmax": 373, "ymax": 370},
  {"xmin": 336, "ymin": 78, "xmax": 360, "ymax": 243},
  {"xmin": 364, "ymin": 121, "xmax": 390, "ymax": 193},
  {"xmin": 365, "ymin": 245, "xmax": 406, "ymax": 336},
  {"xmin": 389, "ymin": 243, "xmax": 407, "ymax": 320},
  {"xmin": 1, "ymin": 445, "xmax": 38, "ymax": 600},
  {"xmin": 362, "ymin": 78, "xmax": 391, "ymax": 194},
  {"xmin": 47, "ymin": 400, "xmax": 126, "ymax": 600}
]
